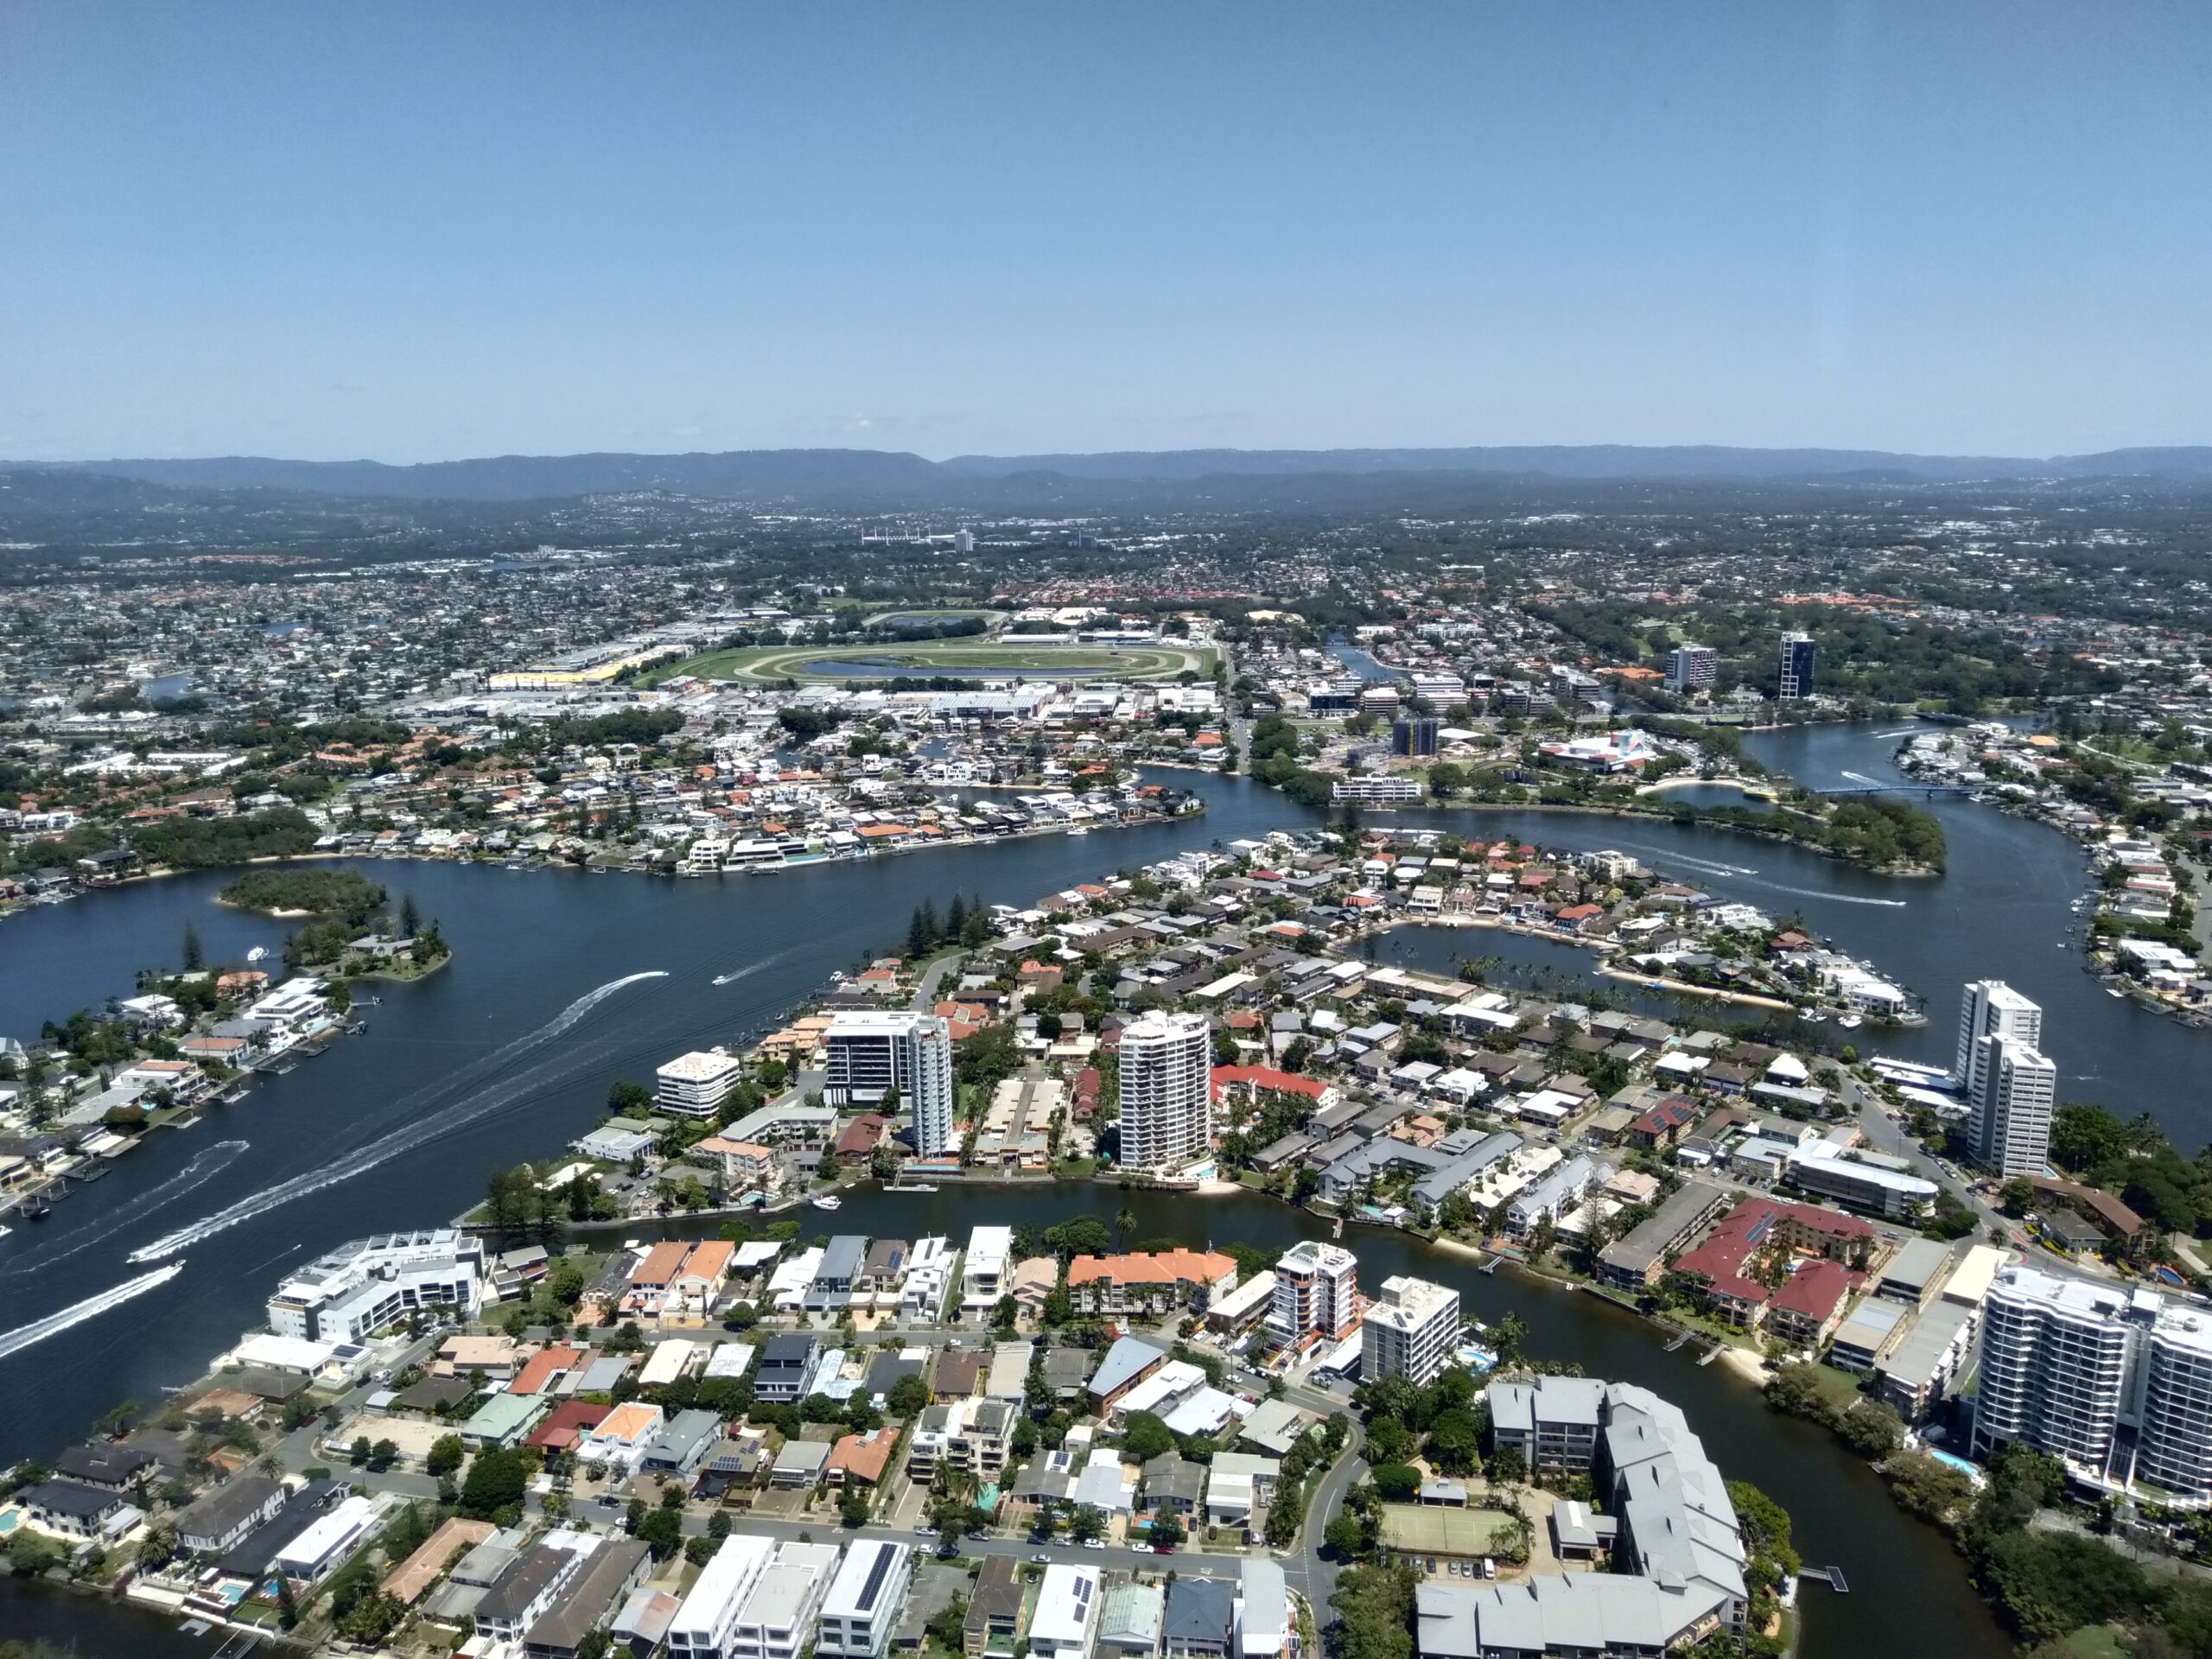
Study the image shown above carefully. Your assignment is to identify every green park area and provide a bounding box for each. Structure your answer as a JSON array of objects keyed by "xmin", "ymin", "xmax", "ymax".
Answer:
[{"xmin": 646, "ymin": 637, "xmax": 1215, "ymax": 685}]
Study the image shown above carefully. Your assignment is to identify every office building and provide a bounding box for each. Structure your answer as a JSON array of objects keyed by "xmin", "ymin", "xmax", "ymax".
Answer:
[
  {"xmin": 1663, "ymin": 645, "xmax": 1717, "ymax": 696},
  {"xmin": 266, "ymin": 1229, "xmax": 485, "ymax": 1344},
  {"xmin": 953, "ymin": 528, "xmax": 975, "ymax": 554},
  {"xmin": 824, "ymin": 1013, "xmax": 956, "ymax": 1157},
  {"xmin": 1973, "ymin": 1035, "xmax": 2057, "ymax": 1177},
  {"xmin": 1362, "ymin": 1274, "xmax": 1459, "ymax": 1384},
  {"xmin": 1268, "ymin": 1241, "xmax": 1361, "ymax": 1349},
  {"xmin": 1971, "ymin": 1266, "xmax": 2212, "ymax": 1505},
  {"xmin": 1390, "ymin": 716, "xmax": 1440, "ymax": 758},
  {"xmin": 1777, "ymin": 631, "xmax": 1815, "ymax": 698},
  {"xmin": 1118, "ymin": 1011, "xmax": 1213, "ymax": 1174},
  {"xmin": 658, "ymin": 1050, "xmax": 746, "ymax": 1121}
]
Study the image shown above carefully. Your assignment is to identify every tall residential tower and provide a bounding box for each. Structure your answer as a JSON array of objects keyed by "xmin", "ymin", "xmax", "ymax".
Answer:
[{"xmin": 1117, "ymin": 1010, "xmax": 1213, "ymax": 1174}]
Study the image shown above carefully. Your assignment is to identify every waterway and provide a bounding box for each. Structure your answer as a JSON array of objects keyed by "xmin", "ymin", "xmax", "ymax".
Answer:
[{"xmin": 1, "ymin": 720, "xmax": 2186, "ymax": 1657}]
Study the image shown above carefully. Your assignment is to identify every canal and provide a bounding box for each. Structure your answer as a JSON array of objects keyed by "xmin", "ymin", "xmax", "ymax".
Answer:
[{"xmin": 0, "ymin": 721, "xmax": 2182, "ymax": 1656}]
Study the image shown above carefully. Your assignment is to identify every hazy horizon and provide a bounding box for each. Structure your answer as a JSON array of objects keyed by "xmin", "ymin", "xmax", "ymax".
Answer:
[{"xmin": 5, "ymin": 2, "xmax": 2209, "ymax": 463}]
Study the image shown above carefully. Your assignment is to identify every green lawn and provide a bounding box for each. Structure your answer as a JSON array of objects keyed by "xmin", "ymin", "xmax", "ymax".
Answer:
[
  {"xmin": 1379, "ymin": 1504, "xmax": 1522, "ymax": 1557},
  {"xmin": 647, "ymin": 639, "xmax": 1211, "ymax": 685}
]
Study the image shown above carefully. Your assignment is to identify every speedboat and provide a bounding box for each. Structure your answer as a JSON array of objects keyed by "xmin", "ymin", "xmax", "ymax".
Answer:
[
  {"xmin": 245, "ymin": 945, "xmax": 268, "ymax": 963},
  {"xmin": 810, "ymin": 1195, "xmax": 843, "ymax": 1211}
]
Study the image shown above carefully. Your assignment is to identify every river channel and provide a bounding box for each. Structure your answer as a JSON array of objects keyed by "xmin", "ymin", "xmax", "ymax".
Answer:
[{"xmin": 0, "ymin": 721, "xmax": 2184, "ymax": 1656}]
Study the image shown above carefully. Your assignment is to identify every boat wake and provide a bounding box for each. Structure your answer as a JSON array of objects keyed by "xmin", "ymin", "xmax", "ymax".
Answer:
[
  {"xmin": 127, "ymin": 971, "xmax": 666, "ymax": 1262},
  {"xmin": 712, "ymin": 951, "xmax": 788, "ymax": 988},
  {"xmin": 0, "ymin": 1263, "xmax": 186, "ymax": 1363},
  {"xmin": 1634, "ymin": 848, "xmax": 1908, "ymax": 909},
  {"xmin": 1840, "ymin": 770, "xmax": 1889, "ymax": 787},
  {"xmin": 1, "ymin": 1140, "xmax": 250, "ymax": 1278}
]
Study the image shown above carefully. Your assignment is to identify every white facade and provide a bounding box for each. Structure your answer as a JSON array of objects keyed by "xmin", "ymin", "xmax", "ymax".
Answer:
[
  {"xmin": 669, "ymin": 1534, "xmax": 777, "ymax": 1658},
  {"xmin": 266, "ymin": 1230, "xmax": 485, "ymax": 1344},
  {"xmin": 1030, "ymin": 1565, "xmax": 1103, "ymax": 1659},
  {"xmin": 823, "ymin": 1013, "xmax": 956, "ymax": 1156},
  {"xmin": 1268, "ymin": 1240, "xmax": 1360, "ymax": 1346},
  {"xmin": 731, "ymin": 1542, "xmax": 842, "ymax": 1659},
  {"xmin": 1663, "ymin": 645, "xmax": 1717, "ymax": 695},
  {"xmin": 1972, "ymin": 1267, "xmax": 2212, "ymax": 1505},
  {"xmin": 1974, "ymin": 1034, "xmax": 2056, "ymax": 1177},
  {"xmin": 274, "ymin": 1494, "xmax": 378, "ymax": 1582},
  {"xmin": 961, "ymin": 1224, "xmax": 1014, "ymax": 1313},
  {"xmin": 817, "ymin": 1539, "xmax": 912, "ymax": 1659},
  {"xmin": 1362, "ymin": 1274, "xmax": 1459, "ymax": 1385},
  {"xmin": 1119, "ymin": 1011, "xmax": 1212, "ymax": 1174},
  {"xmin": 658, "ymin": 1050, "xmax": 746, "ymax": 1120},
  {"xmin": 1955, "ymin": 979, "xmax": 2041, "ymax": 1098}
]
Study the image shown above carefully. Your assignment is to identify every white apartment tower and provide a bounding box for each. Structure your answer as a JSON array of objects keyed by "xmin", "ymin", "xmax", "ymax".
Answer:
[
  {"xmin": 1974, "ymin": 1035, "xmax": 2057, "ymax": 1178},
  {"xmin": 1956, "ymin": 981, "xmax": 2051, "ymax": 1175},
  {"xmin": 1663, "ymin": 645, "xmax": 1717, "ymax": 696},
  {"xmin": 1362, "ymin": 1274, "xmax": 1460, "ymax": 1385},
  {"xmin": 823, "ymin": 1012, "xmax": 956, "ymax": 1157},
  {"xmin": 1269, "ymin": 1241, "xmax": 1361, "ymax": 1348},
  {"xmin": 1956, "ymin": 979, "xmax": 2042, "ymax": 1097},
  {"xmin": 1972, "ymin": 1267, "xmax": 2212, "ymax": 1505},
  {"xmin": 1117, "ymin": 1011, "xmax": 1213, "ymax": 1174}
]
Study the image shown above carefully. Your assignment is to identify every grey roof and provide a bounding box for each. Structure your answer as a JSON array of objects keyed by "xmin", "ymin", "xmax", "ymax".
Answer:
[
  {"xmin": 1878, "ymin": 1299, "xmax": 1976, "ymax": 1393},
  {"xmin": 524, "ymin": 1539, "xmax": 649, "ymax": 1650},
  {"xmin": 175, "ymin": 1473, "xmax": 284, "ymax": 1544},
  {"xmin": 1089, "ymin": 1336, "xmax": 1167, "ymax": 1400},
  {"xmin": 21, "ymin": 1480, "xmax": 122, "ymax": 1518},
  {"xmin": 645, "ymin": 1408, "xmax": 723, "ymax": 1467},
  {"xmin": 1141, "ymin": 1453, "xmax": 1206, "ymax": 1507},
  {"xmin": 1164, "ymin": 1577, "xmax": 1237, "ymax": 1643},
  {"xmin": 218, "ymin": 1479, "xmax": 343, "ymax": 1578},
  {"xmin": 477, "ymin": 1542, "xmax": 573, "ymax": 1625},
  {"xmin": 1100, "ymin": 1581, "xmax": 1165, "ymax": 1649},
  {"xmin": 1877, "ymin": 1236, "xmax": 1954, "ymax": 1298}
]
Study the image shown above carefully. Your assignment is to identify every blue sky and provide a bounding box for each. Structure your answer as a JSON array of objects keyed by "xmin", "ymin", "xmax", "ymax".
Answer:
[{"xmin": 3, "ymin": 2, "xmax": 2207, "ymax": 462}]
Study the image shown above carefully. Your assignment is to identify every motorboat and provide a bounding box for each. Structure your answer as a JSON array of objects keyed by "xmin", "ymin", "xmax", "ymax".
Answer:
[
  {"xmin": 245, "ymin": 945, "xmax": 268, "ymax": 963},
  {"xmin": 810, "ymin": 1195, "xmax": 843, "ymax": 1211}
]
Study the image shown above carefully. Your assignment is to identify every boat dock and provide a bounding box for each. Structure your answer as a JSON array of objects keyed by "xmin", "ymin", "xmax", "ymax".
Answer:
[{"xmin": 1799, "ymin": 1566, "xmax": 1849, "ymax": 1593}]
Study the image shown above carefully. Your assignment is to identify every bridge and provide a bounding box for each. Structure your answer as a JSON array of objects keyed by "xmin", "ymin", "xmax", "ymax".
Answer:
[{"xmin": 1817, "ymin": 784, "xmax": 1976, "ymax": 798}]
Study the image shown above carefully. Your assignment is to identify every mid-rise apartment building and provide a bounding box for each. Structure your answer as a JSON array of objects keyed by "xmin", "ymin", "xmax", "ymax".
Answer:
[
  {"xmin": 817, "ymin": 1540, "xmax": 912, "ymax": 1659},
  {"xmin": 1972, "ymin": 1266, "xmax": 2212, "ymax": 1505},
  {"xmin": 823, "ymin": 1013, "xmax": 956, "ymax": 1157},
  {"xmin": 1362, "ymin": 1274, "xmax": 1459, "ymax": 1384},
  {"xmin": 658, "ymin": 1050, "xmax": 746, "ymax": 1121},
  {"xmin": 266, "ymin": 1229, "xmax": 485, "ymax": 1344},
  {"xmin": 1268, "ymin": 1241, "xmax": 1361, "ymax": 1350}
]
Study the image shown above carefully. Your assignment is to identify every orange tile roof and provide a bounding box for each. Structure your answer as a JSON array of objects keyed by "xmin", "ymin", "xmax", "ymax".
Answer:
[
  {"xmin": 1068, "ymin": 1249, "xmax": 1237, "ymax": 1289},
  {"xmin": 830, "ymin": 1427, "xmax": 898, "ymax": 1484},
  {"xmin": 630, "ymin": 1241, "xmax": 690, "ymax": 1287},
  {"xmin": 511, "ymin": 1344, "xmax": 585, "ymax": 1395},
  {"xmin": 679, "ymin": 1241, "xmax": 735, "ymax": 1283}
]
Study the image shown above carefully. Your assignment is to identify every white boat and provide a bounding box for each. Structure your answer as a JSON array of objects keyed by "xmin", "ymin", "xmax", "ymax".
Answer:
[
  {"xmin": 810, "ymin": 1195, "xmax": 843, "ymax": 1211},
  {"xmin": 2108, "ymin": 987, "xmax": 2127, "ymax": 998},
  {"xmin": 712, "ymin": 973, "xmax": 737, "ymax": 986},
  {"xmin": 889, "ymin": 1183, "xmax": 939, "ymax": 1193},
  {"xmin": 1066, "ymin": 827, "xmax": 1089, "ymax": 836},
  {"xmin": 245, "ymin": 945, "xmax": 268, "ymax": 963},
  {"xmin": 1838, "ymin": 1014, "xmax": 1863, "ymax": 1029}
]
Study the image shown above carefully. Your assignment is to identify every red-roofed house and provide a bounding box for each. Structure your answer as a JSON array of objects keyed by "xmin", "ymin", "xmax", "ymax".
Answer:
[
  {"xmin": 1210, "ymin": 1065, "xmax": 1333, "ymax": 1109},
  {"xmin": 525, "ymin": 1401, "xmax": 613, "ymax": 1453},
  {"xmin": 1768, "ymin": 1259, "xmax": 1863, "ymax": 1346},
  {"xmin": 1627, "ymin": 1096, "xmax": 1699, "ymax": 1150},
  {"xmin": 835, "ymin": 1115, "xmax": 890, "ymax": 1166},
  {"xmin": 1068, "ymin": 1250, "xmax": 1238, "ymax": 1317},
  {"xmin": 511, "ymin": 1344, "xmax": 586, "ymax": 1395}
]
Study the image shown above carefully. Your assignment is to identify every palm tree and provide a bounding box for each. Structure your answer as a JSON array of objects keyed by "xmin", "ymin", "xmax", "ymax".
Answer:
[
  {"xmin": 1116, "ymin": 1206, "xmax": 1136, "ymax": 1249},
  {"xmin": 1491, "ymin": 1312, "xmax": 1529, "ymax": 1370}
]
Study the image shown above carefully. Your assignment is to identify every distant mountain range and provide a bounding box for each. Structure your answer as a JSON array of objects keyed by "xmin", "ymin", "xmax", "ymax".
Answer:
[{"xmin": 17, "ymin": 442, "xmax": 2212, "ymax": 505}]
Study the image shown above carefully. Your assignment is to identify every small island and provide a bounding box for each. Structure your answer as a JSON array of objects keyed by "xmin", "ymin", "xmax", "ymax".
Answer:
[
  {"xmin": 220, "ymin": 868, "xmax": 451, "ymax": 981},
  {"xmin": 219, "ymin": 867, "xmax": 389, "ymax": 918}
]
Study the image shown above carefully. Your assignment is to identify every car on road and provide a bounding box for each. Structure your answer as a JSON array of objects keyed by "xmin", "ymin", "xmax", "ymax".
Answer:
[
  {"xmin": 914, "ymin": 1526, "xmax": 938, "ymax": 1536},
  {"xmin": 1031, "ymin": 1554, "xmax": 1052, "ymax": 1564},
  {"xmin": 1083, "ymin": 1539, "xmax": 1105, "ymax": 1551}
]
